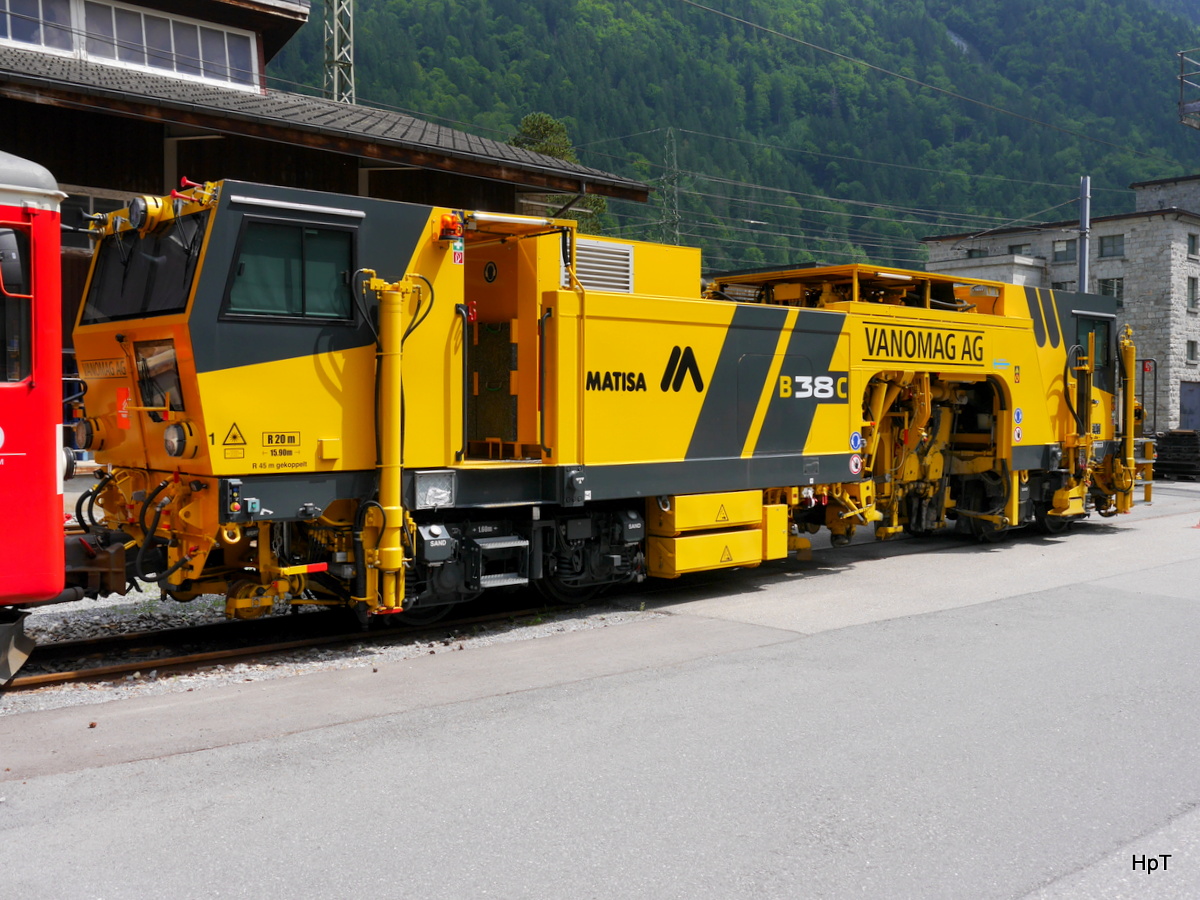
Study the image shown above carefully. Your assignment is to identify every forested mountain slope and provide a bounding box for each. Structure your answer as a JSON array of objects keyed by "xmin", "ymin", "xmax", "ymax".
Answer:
[{"xmin": 268, "ymin": 0, "xmax": 1200, "ymax": 270}]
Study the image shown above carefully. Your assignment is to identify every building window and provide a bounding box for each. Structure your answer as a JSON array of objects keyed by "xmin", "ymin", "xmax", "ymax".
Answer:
[
  {"xmin": 0, "ymin": 1, "xmax": 258, "ymax": 89},
  {"xmin": 1053, "ymin": 239, "xmax": 1077, "ymax": 263},
  {"xmin": 1190, "ymin": 277, "xmax": 1199, "ymax": 311},
  {"xmin": 1190, "ymin": 341, "xmax": 1199, "ymax": 363},
  {"xmin": 1008, "ymin": 243, "xmax": 1032, "ymax": 256},
  {"xmin": 1051, "ymin": 281, "xmax": 1076, "ymax": 291},
  {"xmin": 1190, "ymin": 233, "xmax": 1199, "ymax": 257},
  {"xmin": 0, "ymin": 0, "xmax": 72, "ymax": 50},
  {"xmin": 1098, "ymin": 234, "xmax": 1125, "ymax": 258},
  {"xmin": 1098, "ymin": 277, "xmax": 1124, "ymax": 307},
  {"xmin": 966, "ymin": 248, "xmax": 988, "ymax": 259}
]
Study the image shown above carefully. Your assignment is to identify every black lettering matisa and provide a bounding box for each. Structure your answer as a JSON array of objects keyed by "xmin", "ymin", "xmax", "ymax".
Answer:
[
  {"xmin": 585, "ymin": 346, "xmax": 705, "ymax": 393},
  {"xmin": 586, "ymin": 370, "xmax": 648, "ymax": 392},
  {"xmin": 863, "ymin": 326, "xmax": 983, "ymax": 363}
]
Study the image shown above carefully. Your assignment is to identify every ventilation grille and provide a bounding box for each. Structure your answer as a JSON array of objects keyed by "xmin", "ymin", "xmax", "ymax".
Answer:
[{"xmin": 564, "ymin": 239, "xmax": 634, "ymax": 293}]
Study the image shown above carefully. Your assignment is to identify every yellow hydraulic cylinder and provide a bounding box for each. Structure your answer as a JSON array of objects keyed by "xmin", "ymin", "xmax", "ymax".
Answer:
[
  {"xmin": 1118, "ymin": 326, "xmax": 1139, "ymax": 513},
  {"xmin": 372, "ymin": 276, "xmax": 410, "ymax": 609}
]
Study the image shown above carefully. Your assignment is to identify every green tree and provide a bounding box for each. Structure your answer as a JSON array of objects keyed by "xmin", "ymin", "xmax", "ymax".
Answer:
[
  {"xmin": 512, "ymin": 112, "xmax": 580, "ymax": 161},
  {"xmin": 511, "ymin": 112, "xmax": 609, "ymax": 233}
]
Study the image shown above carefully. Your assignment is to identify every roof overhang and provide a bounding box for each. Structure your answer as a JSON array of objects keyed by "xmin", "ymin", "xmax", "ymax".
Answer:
[{"xmin": 0, "ymin": 45, "xmax": 650, "ymax": 202}]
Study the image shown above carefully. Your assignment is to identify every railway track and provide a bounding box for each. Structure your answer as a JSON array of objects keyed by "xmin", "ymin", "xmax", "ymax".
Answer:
[
  {"xmin": 6, "ymin": 515, "xmax": 1160, "ymax": 694},
  {"xmin": 6, "ymin": 603, "xmax": 570, "ymax": 691}
]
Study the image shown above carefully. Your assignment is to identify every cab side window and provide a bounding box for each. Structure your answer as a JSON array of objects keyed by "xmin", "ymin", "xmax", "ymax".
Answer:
[
  {"xmin": 1076, "ymin": 317, "xmax": 1111, "ymax": 369},
  {"xmin": 0, "ymin": 227, "xmax": 31, "ymax": 383},
  {"xmin": 226, "ymin": 220, "xmax": 353, "ymax": 320}
]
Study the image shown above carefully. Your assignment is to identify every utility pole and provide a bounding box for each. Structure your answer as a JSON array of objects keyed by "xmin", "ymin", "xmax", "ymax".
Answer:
[
  {"xmin": 1078, "ymin": 175, "xmax": 1091, "ymax": 292},
  {"xmin": 324, "ymin": 0, "xmax": 355, "ymax": 104}
]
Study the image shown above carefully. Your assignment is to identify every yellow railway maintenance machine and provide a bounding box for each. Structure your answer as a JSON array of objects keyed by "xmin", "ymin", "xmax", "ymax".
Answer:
[{"xmin": 65, "ymin": 179, "xmax": 1150, "ymax": 623}]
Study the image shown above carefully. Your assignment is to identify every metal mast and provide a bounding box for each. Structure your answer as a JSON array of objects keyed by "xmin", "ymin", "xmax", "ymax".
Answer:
[
  {"xmin": 324, "ymin": 0, "xmax": 355, "ymax": 104},
  {"xmin": 661, "ymin": 128, "xmax": 680, "ymax": 245}
]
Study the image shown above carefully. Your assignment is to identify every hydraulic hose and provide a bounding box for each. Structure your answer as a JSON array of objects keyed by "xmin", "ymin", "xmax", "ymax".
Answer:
[
  {"xmin": 402, "ymin": 274, "xmax": 435, "ymax": 345},
  {"xmin": 1063, "ymin": 345, "xmax": 1085, "ymax": 434},
  {"xmin": 134, "ymin": 494, "xmax": 191, "ymax": 584},
  {"xmin": 137, "ymin": 479, "xmax": 171, "ymax": 539},
  {"xmin": 75, "ymin": 469, "xmax": 115, "ymax": 529},
  {"xmin": 352, "ymin": 499, "xmax": 386, "ymax": 602}
]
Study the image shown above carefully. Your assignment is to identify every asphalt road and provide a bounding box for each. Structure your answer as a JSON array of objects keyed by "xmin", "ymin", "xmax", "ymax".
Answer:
[{"xmin": 3, "ymin": 481, "xmax": 1199, "ymax": 899}]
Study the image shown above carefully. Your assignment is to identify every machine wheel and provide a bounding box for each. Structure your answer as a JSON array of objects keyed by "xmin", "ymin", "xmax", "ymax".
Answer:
[
  {"xmin": 1034, "ymin": 504, "xmax": 1071, "ymax": 535},
  {"xmin": 968, "ymin": 514, "xmax": 1009, "ymax": 543}
]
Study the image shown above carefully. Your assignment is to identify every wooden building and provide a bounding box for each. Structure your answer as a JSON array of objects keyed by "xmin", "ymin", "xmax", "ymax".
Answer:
[{"xmin": 0, "ymin": 0, "xmax": 649, "ymax": 334}]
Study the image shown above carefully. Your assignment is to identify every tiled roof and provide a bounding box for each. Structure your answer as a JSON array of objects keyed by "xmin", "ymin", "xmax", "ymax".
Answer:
[{"xmin": 0, "ymin": 43, "xmax": 649, "ymax": 200}]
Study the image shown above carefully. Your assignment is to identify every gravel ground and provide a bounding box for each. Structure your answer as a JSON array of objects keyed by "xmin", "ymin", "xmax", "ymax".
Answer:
[{"xmin": 1, "ymin": 586, "xmax": 661, "ymax": 717}]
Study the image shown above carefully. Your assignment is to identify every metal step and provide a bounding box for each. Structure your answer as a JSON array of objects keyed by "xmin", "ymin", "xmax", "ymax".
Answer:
[
  {"xmin": 470, "ymin": 535, "xmax": 529, "ymax": 551},
  {"xmin": 478, "ymin": 573, "xmax": 529, "ymax": 589}
]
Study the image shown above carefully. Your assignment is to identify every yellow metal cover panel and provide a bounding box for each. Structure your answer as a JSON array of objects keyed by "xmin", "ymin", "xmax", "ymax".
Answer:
[
  {"xmin": 762, "ymin": 504, "xmax": 788, "ymax": 560},
  {"xmin": 647, "ymin": 529, "xmax": 763, "ymax": 578},
  {"xmin": 648, "ymin": 490, "xmax": 763, "ymax": 536},
  {"xmin": 198, "ymin": 345, "xmax": 377, "ymax": 477}
]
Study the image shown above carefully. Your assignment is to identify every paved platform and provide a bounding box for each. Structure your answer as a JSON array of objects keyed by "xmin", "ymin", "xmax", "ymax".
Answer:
[{"xmin": 4, "ymin": 482, "xmax": 1200, "ymax": 898}]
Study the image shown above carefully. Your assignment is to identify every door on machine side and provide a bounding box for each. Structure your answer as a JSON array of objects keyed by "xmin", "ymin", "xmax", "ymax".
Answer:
[{"xmin": 460, "ymin": 223, "xmax": 560, "ymax": 462}]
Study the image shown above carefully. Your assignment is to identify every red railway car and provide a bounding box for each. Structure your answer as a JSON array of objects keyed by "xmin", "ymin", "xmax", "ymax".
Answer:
[{"xmin": 0, "ymin": 150, "xmax": 66, "ymax": 681}]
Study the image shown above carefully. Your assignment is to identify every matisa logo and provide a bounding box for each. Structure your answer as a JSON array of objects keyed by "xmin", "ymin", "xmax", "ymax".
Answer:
[
  {"xmin": 585, "ymin": 346, "xmax": 705, "ymax": 393},
  {"xmin": 660, "ymin": 346, "xmax": 704, "ymax": 392}
]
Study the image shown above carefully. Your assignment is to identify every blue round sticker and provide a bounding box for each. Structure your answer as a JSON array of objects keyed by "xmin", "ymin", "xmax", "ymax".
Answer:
[
  {"xmin": 850, "ymin": 431, "xmax": 863, "ymax": 451},
  {"xmin": 1014, "ymin": 408, "xmax": 1024, "ymax": 425}
]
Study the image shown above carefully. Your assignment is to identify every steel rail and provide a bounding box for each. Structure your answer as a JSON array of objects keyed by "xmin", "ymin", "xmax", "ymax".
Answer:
[{"xmin": 6, "ymin": 605, "xmax": 567, "ymax": 691}]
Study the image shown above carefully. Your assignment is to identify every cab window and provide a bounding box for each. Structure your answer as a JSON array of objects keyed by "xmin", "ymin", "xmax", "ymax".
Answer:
[
  {"xmin": 225, "ymin": 219, "xmax": 354, "ymax": 320},
  {"xmin": 0, "ymin": 227, "xmax": 31, "ymax": 382},
  {"xmin": 1076, "ymin": 317, "xmax": 1111, "ymax": 369}
]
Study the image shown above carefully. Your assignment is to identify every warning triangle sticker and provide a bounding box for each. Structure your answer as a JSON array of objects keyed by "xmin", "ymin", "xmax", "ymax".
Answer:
[
  {"xmin": 716, "ymin": 504, "xmax": 729, "ymax": 522},
  {"xmin": 720, "ymin": 546, "xmax": 733, "ymax": 563},
  {"xmin": 223, "ymin": 423, "xmax": 247, "ymax": 446}
]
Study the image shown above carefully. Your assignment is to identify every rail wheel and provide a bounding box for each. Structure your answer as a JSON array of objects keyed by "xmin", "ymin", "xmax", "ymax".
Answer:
[
  {"xmin": 1034, "ymin": 504, "xmax": 1071, "ymax": 535},
  {"xmin": 968, "ymin": 515, "xmax": 1009, "ymax": 543},
  {"xmin": 227, "ymin": 580, "xmax": 274, "ymax": 619}
]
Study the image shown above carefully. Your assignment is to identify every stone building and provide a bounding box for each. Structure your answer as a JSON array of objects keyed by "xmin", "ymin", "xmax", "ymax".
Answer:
[{"xmin": 922, "ymin": 175, "xmax": 1200, "ymax": 431}]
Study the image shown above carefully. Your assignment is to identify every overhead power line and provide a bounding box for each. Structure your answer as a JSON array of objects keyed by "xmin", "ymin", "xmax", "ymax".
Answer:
[
  {"xmin": 679, "ymin": 170, "xmax": 1068, "ymax": 225},
  {"xmin": 669, "ymin": 130, "xmax": 1135, "ymax": 195}
]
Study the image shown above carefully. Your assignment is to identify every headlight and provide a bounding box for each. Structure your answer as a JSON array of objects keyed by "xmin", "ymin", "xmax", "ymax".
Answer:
[
  {"xmin": 414, "ymin": 469, "xmax": 456, "ymax": 509},
  {"xmin": 163, "ymin": 421, "xmax": 197, "ymax": 459},
  {"xmin": 128, "ymin": 196, "xmax": 148, "ymax": 230},
  {"xmin": 127, "ymin": 195, "xmax": 168, "ymax": 232}
]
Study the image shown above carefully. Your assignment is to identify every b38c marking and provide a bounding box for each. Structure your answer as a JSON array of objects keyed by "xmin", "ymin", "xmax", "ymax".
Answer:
[{"xmin": 779, "ymin": 375, "xmax": 848, "ymax": 399}]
